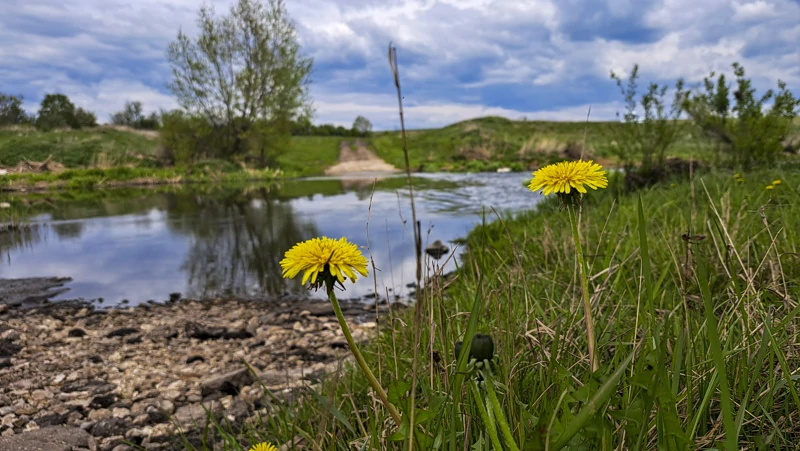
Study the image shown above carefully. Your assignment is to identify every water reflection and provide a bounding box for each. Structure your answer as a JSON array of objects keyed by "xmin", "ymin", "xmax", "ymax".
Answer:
[
  {"xmin": 0, "ymin": 172, "xmax": 542, "ymax": 305},
  {"xmin": 165, "ymin": 188, "xmax": 317, "ymax": 298}
]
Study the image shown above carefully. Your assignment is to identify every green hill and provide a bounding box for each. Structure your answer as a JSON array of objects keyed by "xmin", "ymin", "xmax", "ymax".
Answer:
[{"xmin": 4, "ymin": 116, "xmax": 797, "ymax": 177}]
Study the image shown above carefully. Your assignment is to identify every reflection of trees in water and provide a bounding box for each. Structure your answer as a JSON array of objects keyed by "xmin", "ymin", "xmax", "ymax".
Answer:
[
  {"xmin": 51, "ymin": 222, "xmax": 84, "ymax": 240},
  {"xmin": 0, "ymin": 224, "xmax": 46, "ymax": 263},
  {"xmin": 166, "ymin": 187, "xmax": 318, "ymax": 298}
]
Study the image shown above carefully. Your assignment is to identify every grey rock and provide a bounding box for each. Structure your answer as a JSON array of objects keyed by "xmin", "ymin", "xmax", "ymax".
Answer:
[
  {"xmin": 200, "ymin": 368, "xmax": 254, "ymax": 396},
  {"xmin": 0, "ymin": 425, "xmax": 95, "ymax": 451},
  {"xmin": 173, "ymin": 401, "xmax": 223, "ymax": 427}
]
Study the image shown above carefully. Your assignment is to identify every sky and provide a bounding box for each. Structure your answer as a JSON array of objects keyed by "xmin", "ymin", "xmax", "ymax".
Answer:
[{"xmin": 2, "ymin": 0, "xmax": 799, "ymax": 130}]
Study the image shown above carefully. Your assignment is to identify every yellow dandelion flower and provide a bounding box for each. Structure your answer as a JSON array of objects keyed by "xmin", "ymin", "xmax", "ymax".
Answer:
[
  {"xmin": 733, "ymin": 173, "xmax": 740, "ymax": 178},
  {"xmin": 249, "ymin": 443, "xmax": 278, "ymax": 451},
  {"xmin": 772, "ymin": 179, "xmax": 781, "ymax": 185},
  {"xmin": 736, "ymin": 178, "xmax": 744, "ymax": 183},
  {"xmin": 280, "ymin": 237, "xmax": 368, "ymax": 288},
  {"xmin": 765, "ymin": 185, "xmax": 774, "ymax": 190},
  {"xmin": 528, "ymin": 160, "xmax": 608, "ymax": 196}
]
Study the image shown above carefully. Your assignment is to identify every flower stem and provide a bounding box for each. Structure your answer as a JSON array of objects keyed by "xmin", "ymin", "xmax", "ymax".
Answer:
[
  {"xmin": 481, "ymin": 367, "xmax": 520, "ymax": 451},
  {"xmin": 327, "ymin": 286, "xmax": 403, "ymax": 425},
  {"xmin": 469, "ymin": 380, "xmax": 505, "ymax": 451},
  {"xmin": 567, "ymin": 202, "xmax": 598, "ymax": 373}
]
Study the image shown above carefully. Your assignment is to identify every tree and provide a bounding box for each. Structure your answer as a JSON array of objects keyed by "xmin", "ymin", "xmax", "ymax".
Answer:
[
  {"xmin": 73, "ymin": 107, "xmax": 98, "ymax": 129},
  {"xmin": 607, "ymin": 64, "xmax": 687, "ymax": 180},
  {"xmin": 111, "ymin": 101, "xmax": 144, "ymax": 127},
  {"xmin": 35, "ymin": 94, "xmax": 77, "ymax": 131},
  {"xmin": 110, "ymin": 101, "xmax": 160, "ymax": 130},
  {"xmin": 683, "ymin": 62, "xmax": 800, "ymax": 169},
  {"xmin": 352, "ymin": 115, "xmax": 372, "ymax": 136},
  {"xmin": 167, "ymin": 0, "xmax": 312, "ymax": 163},
  {"xmin": 0, "ymin": 93, "xmax": 29, "ymax": 126}
]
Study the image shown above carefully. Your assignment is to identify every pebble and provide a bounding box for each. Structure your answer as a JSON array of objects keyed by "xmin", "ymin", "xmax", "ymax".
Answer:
[{"xmin": 0, "ymin": 296, "xmax": 393, "ymax": 445}]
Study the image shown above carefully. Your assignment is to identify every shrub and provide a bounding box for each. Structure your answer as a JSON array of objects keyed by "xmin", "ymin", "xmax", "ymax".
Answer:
[
  {"xmin": 605, "ymin": 65, "xmax": 687, "ymax": 186},
  {"xmin": 684, "ymin": 62, "xmax": 800, "ymax": 169}
]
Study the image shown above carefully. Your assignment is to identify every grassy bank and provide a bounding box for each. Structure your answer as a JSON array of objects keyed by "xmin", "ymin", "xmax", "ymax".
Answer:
[
  {"xmin": 0, "ymin": 164, "xmax": 282, "ymax": 192},
  {"xmin": 210, "ymin": 165, "xmax": 800, "ymax": 450},
  {"xmin": 369, "ymin": 116, "xmax": 718, "ymax": 172},
  {"xmin": 4, "ymin": 118, "xmax": 798, "ymax": 191}
]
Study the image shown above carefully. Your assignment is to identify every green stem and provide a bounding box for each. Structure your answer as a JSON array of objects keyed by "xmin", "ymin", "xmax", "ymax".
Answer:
[
  {"xmin": 567, "ymin": 201, "xmax": 598, "ymax": 373},
  {"xmin": 481, "ymin": 367, "xmax": 520, "ymax": 451},
  {"xmin": 327, "ymin": 286, "xmax": 403, "ymax": 426},
  {"xmin": 470, "ymin": 380, "xmax": 505, "ymax": 451}
]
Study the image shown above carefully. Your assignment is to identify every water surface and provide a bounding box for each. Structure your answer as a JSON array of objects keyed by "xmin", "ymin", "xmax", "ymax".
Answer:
[{"xmin": 0, "ymin": 172, "xmax": 543, "ymax": 305}]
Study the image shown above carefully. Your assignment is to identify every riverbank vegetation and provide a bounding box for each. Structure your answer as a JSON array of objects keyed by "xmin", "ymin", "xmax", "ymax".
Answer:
[{"xmin": 173, "ymin": 60, "xmax": 800, "ymax": 449}]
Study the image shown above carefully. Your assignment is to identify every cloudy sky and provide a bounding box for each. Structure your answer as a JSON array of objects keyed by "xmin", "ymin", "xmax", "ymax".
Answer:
[{"xmin": 2, "ymin": 0, "xmax": 799, "ymax": 130}]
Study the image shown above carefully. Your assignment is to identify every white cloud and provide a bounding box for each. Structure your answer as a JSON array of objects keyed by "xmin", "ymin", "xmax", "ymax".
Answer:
[
  {"xmin": 732, "ymin": 0, "xmax": 778, "ymax": 21},
  {"xmin": 1, "ymin": 0, "xmax": 798, "ymax": 128},
  {"xmin": 310, "ymin": 89, "xmax": 622, "ymax": 129}
]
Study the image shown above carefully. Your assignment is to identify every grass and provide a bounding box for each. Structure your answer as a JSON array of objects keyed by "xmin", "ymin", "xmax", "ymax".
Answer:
[
  {"xmin": 2, "ymin": 117, "xmax": 737, "ymax": 184},
  {"xmin": 173, "ymin": 164, "xmax": 800, "ymax": 450},
  {"xmin": 0, "ymin": 126, "xmax": 161, "ymax": 168},
  {"xmin": 277, "ymin": 136, "xmax": 342, "ymax": 176},
  {"xmin": 368, "ymin": 116, "xmax": 719, "ymax": 172}
]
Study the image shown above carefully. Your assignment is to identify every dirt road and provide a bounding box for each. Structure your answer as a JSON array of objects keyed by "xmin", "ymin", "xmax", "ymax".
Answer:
[{"xmin": 324, "ymin": 139, "xmax": 400, "ymax": 175}]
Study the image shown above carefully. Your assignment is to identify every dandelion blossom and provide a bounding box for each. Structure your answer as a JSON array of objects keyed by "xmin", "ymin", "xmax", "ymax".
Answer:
[
  {"xmin": 773, "ymin": 179, "xmax": 781, "ymax": 185},
  {"xmin": 249, "ymin": 443, "xmax": 278, "ymax": 451},
  {"xmin": 766, "ymin": 185, "xmax": 774, "ymax": 190},
  {"xmin": 528, "ymin": 160, "xmax": 608, "ymax": 196},
  {"xmin": 280, "ymin": 237, "xmax": 368, "ymax": 289}
]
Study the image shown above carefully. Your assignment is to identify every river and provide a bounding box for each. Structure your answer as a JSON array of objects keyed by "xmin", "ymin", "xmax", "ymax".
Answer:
[{"xmin": 0, "ymin": 172, "xmax": 544, "ymax": 306}]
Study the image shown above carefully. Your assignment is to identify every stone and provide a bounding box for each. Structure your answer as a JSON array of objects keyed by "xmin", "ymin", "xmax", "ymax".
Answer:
[
  {"xmin": 87, "ymin": 409, "xmax": 112, "ymax": 421},
  {"xmin": 111, "ymin": 407, "xmax": 130, "ymax": 418},
  {"xmin": 67, "ymin": 328, "xmax": 88, "ymax": 337},
  {"xmin": 0, "ymin": 339, "xmax": 21, "ymax": 358},
  {"xmin": 0, "ymin": 329, "xmax": 20, "ymax": 341},
  {"xmin": 31, "ymin": 389, "xmax": 54, "ymax": 401},
  {"xmin": 106, "ymin": 327, "xmax": 139, "ymax": 338},
  {"xmin": 200, "ymin": 368, "xmax": 254, "ymax": 396},
  {"xmin": 173, "ymin": 401, "xmax": 223, "ymax": 427},
  {"xmin": 0, "ymin": 426, "xmax": 95, "ymax": 451}
]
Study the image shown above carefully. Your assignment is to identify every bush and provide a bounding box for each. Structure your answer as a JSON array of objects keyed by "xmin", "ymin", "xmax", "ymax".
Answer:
[
  {"xmin": 111, "ymin": 101, "xmax": 161, "ymax": 130},
  {"xmin": 605, "ymin": 64, "xmax": 687, "ymax": 188},
  {"xmin": 0, "ymin": 93, "xmax": 30, "ymax": 126},
  {"xmin": 684, "ymin": 62, "xmax": 800, "ymax": 169},
  {"xmin": 34, "ymin": 93, "xmax": 98, "ymax": 131}
]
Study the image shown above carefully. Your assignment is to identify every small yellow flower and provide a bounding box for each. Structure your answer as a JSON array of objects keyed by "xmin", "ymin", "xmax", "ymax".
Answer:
[
  {"xmin": 528, "ymin": 160, "xmax": 608, "ymax": 196},
  {"xmin": 765, "ymin": 185, "xmax": 774, "ymax": 190},
  {"xmin": 736, "ymin": 178, "xmax": 744, "ymax": 183},
  {"xmin": 733, "ymin": 173, "xmax": 741, "ymax": 179},
  {"xmin": 249, "ymin": 443, "xmax": 278, "ymax": 451},
  {"xmin": 670, "ymin": 183, "xmax": 677, "ymax": 188},
  {"xmin": 772, "ymin": 179, "xmax": 781, "ymax": 185},
  {"xmin": 280, "ymin": 237, "xmax": 368, "ymax": 289}
]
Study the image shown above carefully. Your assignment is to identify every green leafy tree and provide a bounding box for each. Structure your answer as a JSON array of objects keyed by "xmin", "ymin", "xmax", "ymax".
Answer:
[
  {"xmin": 167, "ymin": 0, "xmax": 312, "ymax": 164},
  {"xmin": 0, "ymin": 93, "xmax": 30, "ymax": 126},
  {"xmin": 352, "ymin": 115, "xmax": 372, "ymax": 136},
  {"xmin": 111, "ymin": 101, "xmax": 144, "ymax": 127},
  {"xmin": 111, "ymin": 101, "xmax": 161, "ymax": 130},
  {"xmin": 607, "ymin": 65, "xmax": 687, "ymax": 182},
  {"xmin": 73, "ymin": 107, "xmax": 98, "ymax": 129},
  {"xmin": 684, "ymin": 62, "xmax": 800, "ymax": 169},
  {"xmin": 35, "ymin": 94, "xmax": 77, "ymax": 131}
]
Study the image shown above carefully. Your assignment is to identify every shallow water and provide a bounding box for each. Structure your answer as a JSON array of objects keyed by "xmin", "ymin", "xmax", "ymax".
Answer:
[{"xmin": 0, "ymin": 172, "xmax": 543, "ymax": 305}]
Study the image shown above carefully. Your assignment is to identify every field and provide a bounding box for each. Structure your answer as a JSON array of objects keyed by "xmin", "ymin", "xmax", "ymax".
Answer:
[
  {"xmin": 1, "ymin": 117, "xmax": 738, "ymax": 182},
  {"xmin": 215, "ymin": 164, "xmax": 800, "ymax": 450}
]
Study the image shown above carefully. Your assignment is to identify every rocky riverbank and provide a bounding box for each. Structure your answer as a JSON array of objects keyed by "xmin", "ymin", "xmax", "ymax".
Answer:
[{"xmin": 0, "ymin": 292, "xmax": 404, "ymax": 450}]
